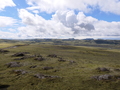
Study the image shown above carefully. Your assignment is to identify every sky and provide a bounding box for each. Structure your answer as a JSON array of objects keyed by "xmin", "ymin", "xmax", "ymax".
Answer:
[{"xmin": 0, "ymin": 0, "xmax": 120, "ymax": 39}]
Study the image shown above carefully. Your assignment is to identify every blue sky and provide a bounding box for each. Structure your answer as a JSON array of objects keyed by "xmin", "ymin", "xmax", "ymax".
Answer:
[{"xmin": 0, "ymin": 0, "xmax": 120, "ymax": 39}]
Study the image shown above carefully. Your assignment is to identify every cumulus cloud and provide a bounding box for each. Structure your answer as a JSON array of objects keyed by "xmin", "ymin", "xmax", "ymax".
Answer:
[
  {"xmin": 17, "ymin": 9, "xmax": 120, "ymax": 39},
  {"xmin": 94, "ymin": 21, "xmax": 120, "ymax": 36},
  {"xmin": 18, "ymin": 9, "xmax": 73, "ymax": 38},
  {"xmin": 26, "ymin": 0, "xmax": 120, "ymax": 15},
  {"xmin": 0, "ymin": 0, "xmax": 16, "ymax": 11},
  {"xmin": 0, "ymin": 16, "xmax": 17, "ymax": 27},
  {"xmin": 0, "ymin": 0, "xmax": 120, "ymax": 39},
  {"xmin": 0, "ymin": 30, "xmax": 18, "ymax": 39},
  {"xmin": 79, "ymin": 23, "xmax": 95, "ymax": 30}
]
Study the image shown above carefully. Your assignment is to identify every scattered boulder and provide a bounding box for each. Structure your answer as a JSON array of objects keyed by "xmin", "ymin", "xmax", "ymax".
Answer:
[
  {"xmin": 5, "ymin": 62, "xmax": 22, "ymax": 68},
  {"xmin": 12, "ymin": 52, "xmax": 29, "ymax": 57},
  {"xmin": 34, "ymin": 74, "xmax": 60, "ymax": 79},
  {"xmin": 0, "ymin": 84, "xmax": 10, "ymax": 90},
  {"xmin": 14, "ymin": 55, "xmax": 36, "ymax": 60},
  {"xmin": 69, "ymin": 60, "xmax": 76, "ymax": 63},
  {"xmin": 0, "ymin": 49, "xmax": 9, "ymax": 53},
  {"xmin": 43, "ymin": 67, "xmax": 54, "ymax": 70},
  {"xmin": 14, "ymin": 57, "xmax": 25, "ymax": 60},
  {"xmin": 114, "ymin": 68, "xmax": 120, "ymax": 71},
  {"xmin": 114, "ymin": 75, "xmax": 120, "ymax": 80},
  {"xmin": 58, "ymin": 58, "xmax": 66, "ymax": 62},
  {"xmin": 12, "ymin": 53, "xmax": 25, "ymax": 57},
  {"xmin": 91, "ymin": 74, "xmax": 112, "ymax": 80},
  {"xmin": 34, "ymin": 57, "xmax": 45, "ymax": 61},
  {"xmin": 47, "ymin": 54, "xmax": 57, "ymax": 58},
  {"xmin": 91, "ymin": 74, "xmax": 120, "ymax": 81},
  {"xmin": 12, "ymin": 70, "xmax": 27, "ymax": 75},
  {"xmin": 96, "ymin": 67, "xmax": 110, "ymax": 72},
  {"xmin": 30, "ymin": 65, "xmax": 37, "ymax": 68}
]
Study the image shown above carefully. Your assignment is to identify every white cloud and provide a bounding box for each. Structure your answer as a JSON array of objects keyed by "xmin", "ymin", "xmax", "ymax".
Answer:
[
  {"xmin": 0, "ymin": 16, "xmax": 17, "ymax": 27},
  {"xmin": 32, "ymin": 10, "xmax": 39, "ymax": 14},
  {"xmin": 18, "ymin": 9, "xmax": 73, "ymax": 38},
  {"xmin": 0, "ymin": 0, "xmax": 16, "ymax": 11},
  {"xmin": 26, "ymin": 0, "xmax": 120, "ymax": 15},
  {"xmin": 0, "ymin": 31, "xmax": 18, "ymax": 39},
  {"xmin": 94, "ymin": 21, "xmax": 120, "ymax": 36},
  {"xmin": 17, "ymin": 9, "xmax": 120, "ymax": 39}
]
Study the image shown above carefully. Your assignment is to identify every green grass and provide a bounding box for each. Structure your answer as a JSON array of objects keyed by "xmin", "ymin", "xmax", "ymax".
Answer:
[{"xmin": 0, "ymin": 43, "xmax": 120, "ymax": 90}]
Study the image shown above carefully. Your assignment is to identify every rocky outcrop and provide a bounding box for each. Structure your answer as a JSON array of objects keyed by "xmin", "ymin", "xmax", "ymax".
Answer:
[
  {"xmin": 91, "ymin": 74, "xmax": 112, "ymax": 80},
  {"xmin": 5, "ymin": 62, "xmax": 22, "ymax": 68},
  {"xmin": 58, "ymin": 58, "xmax": 66, "ymax": 62},
  {"xmin": 96, "ymin": 67, "xmax": 110, "ymax": 72},
  {"xmin": 91, "ymin": 74, "xmax": 120, "ymax": 81},
  {"xmin": 0, "ymin": 49, "xmax": 9, "ymax": 53},
  {"xmin": 34, "ymin": 57, "xmax": 45, "ymax": 61},
  {"xmin": 12, "ymin": 70, "xmax": 27, "ymax": 75},
  {"xmin": 34, "ymin": 74, "xmax": 60, "ymax": 79},
  {"xmin": 12, "ymin": 52, "xmax": 29, "ymax": 57},
  {"xmin": 47, "ymin": 54, "xmax": 57, "ymax": 58}
]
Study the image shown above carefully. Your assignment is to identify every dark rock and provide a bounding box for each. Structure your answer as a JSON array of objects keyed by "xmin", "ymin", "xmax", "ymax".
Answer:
[
  {"xmin": 91, "ymin": 74, "xmax": 112, "ymax": 80},
  {"xmin": 6, "ymin": 62, "xmax": 22, "ymax": 68},
  {"xmin": 30, "ymin": 65, "xmax": 37, "ymax": 68},
  {"xmin": 114, "ymin": 68, "xmax": 120, "ymax": 71},
  {"xmin": 43, "ymin": 67, "xmax": 54, "ymax": 70},
  {"xmin": 14, "ymin": 55, "xmax": 36, "ymax": 60},
  {"xmin": 47, "ymin": 54, "xmax": 57, "ymax": 58},
  {"xmin": 12, "ymin": 53, "xmax": 25, "ymax": 57},
  {"xmin": 14, "ymin": 57, "xmax": 25, "ymax": 60},
  {"xmin": 34, "ymin": 74, "xmax": 60, "ymax": 79},
  {"xmin": 58, "ymin": 58, "xmax": 66, "ymax": 62},
  {"xmin": 113, "ymin": 75, "xmax": 120, "ymax": 80},
  {"xmin": 0, "ymin": 49, "xmax": 9, "ymax": 53},
  {"xmin": 96, "ymin": 67, "xmax": 110, "ymax": 72},
  {"xmin": 12, "ymin": 70, "xmax": 27, "ymax": 75},
  {"xmin": 12, "ymin": 52, "xmax": 29, "ymax": 57},
  {"xmin": 0, "ymin": 84, "xmax": 10, "ymax": 90},
  {"xmin": 69, "ymin": 60, "xmax": 76, "ymax": 63},
  {"xmin": 34, "ymin": 57, "xmax": 45, "ymax": 61}
]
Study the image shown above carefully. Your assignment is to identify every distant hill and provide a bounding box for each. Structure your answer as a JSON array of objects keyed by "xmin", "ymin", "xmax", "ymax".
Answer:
[{"xmin": 0, "ymin": 39, "xmax": 120, "ymax": 46}]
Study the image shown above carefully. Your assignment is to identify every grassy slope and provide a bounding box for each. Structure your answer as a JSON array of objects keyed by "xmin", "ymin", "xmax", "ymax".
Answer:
[{"xmin": 0, "ymin": 43, "xmax": 120, "ymax": 90}]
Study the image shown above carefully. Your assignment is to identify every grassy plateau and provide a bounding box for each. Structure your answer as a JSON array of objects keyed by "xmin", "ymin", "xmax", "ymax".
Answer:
[{"xmin": 0, "ymin": 39, "xmax": 120, "ymax": 90}]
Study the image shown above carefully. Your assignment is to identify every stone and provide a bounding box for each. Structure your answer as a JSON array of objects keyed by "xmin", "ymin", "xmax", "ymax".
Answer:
[
  {"xmin": 0, "ymin": 84, "xmax": 10, "ymax": 90},
  {"xmin": 47, "ymin": 54, "xmax": 57, "ymax": 58},
  {"xmin": 43, "ymin": 67, "xmax": 54, "ymax": 70},
  {"xmin": 14, "ymin": 57, "xmax": 25, "ymax": 60},
  {"xmin": 34, "ymin": 74, "xmax": 60, "ymax": 79},
  {"xmin": 69, "ymin": 60, "xmax": 76, "ymax": 63},
  {"xmin": 58, "ymin": 58, "xmax": 66, "ymax": 62},
  {"xmin": 34, "ymin": 57, "xmax": 45, "ymax": 61},
  {"xmin": 14, "ymin": 55, "xmax": 36, "ymax": 60},
  {"xmin": 96, "ymin": 67, "xmax": 110, "ymax": 72},
  {"xmin": 91, "ymin": 74, "xmax": 112, "ymax": 80},
  {"xmin": 30, "ymin": 65, "xmax": 37, "ymax": 68},
  {"xmin": 114, "ymin": 68, "xmax": 120, "ymax": 71},
  {"xmin": 12, "ymin": 52, "xmax": 29, "ymax": 57},
  {"xmin": 12, "ymin": 70, "xmax": 27, "ymax": 75},
  {"xmin": 0, "ymin": 49, "xmax": 9, "ymax": 53},
  {"xmin": 6, "ymin": 62, "xmax": 22, "ymax": 68}
]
